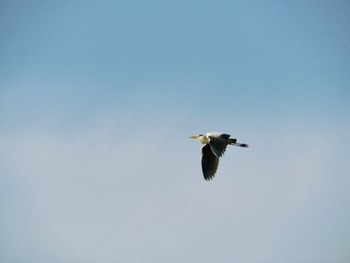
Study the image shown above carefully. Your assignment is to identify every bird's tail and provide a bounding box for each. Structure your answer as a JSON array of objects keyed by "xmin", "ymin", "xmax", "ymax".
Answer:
[
  {"xmin": 227, "ymin": 138, "xmax": 237, "ymax": 144},
  {"xmin": 228, "ymin": 138, "xmax": 249, "ymax": 148}
]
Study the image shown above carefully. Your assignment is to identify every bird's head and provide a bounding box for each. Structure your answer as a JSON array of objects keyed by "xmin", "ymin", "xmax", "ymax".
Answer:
[
  {"xmin": 189, "ymin": 134, "xmax": 203, "ymax": 139},
  {"xmin": 190, "ymin": 134, "xmax": 208, "ymax": 144}
]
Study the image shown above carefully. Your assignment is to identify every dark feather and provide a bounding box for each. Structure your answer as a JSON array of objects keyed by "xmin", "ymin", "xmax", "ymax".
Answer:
[
  {"xmin": 201, "ymin": 144, "xmax": 220, "ymax": 180},
  {"xmin": 208, "ymin": 134, "xmax": 230, "ymax": 157}
]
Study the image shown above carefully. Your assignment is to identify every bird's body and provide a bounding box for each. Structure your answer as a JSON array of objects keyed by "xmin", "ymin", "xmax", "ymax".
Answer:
[{"xmin": 190, "ymin": 132, "xmax": 248, "ymax": 180}]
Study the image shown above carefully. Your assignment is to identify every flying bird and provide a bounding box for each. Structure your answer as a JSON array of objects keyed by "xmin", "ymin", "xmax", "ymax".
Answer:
[{"xmin": 190, "ymin": 132, "xmax": 248, "ymax": 180}]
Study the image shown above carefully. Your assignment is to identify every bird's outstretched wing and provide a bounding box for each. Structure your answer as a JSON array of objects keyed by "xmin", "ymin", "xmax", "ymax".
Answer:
[
  {"xmin": 201, "ymin": 144, "xmax": 219, "ymax": 180},
  {"xmin": 208, "ymin": 134, "xmax": 230, "ymax": 157}
]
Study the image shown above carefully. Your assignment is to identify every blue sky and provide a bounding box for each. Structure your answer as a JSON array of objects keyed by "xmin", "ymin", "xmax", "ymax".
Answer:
[{"xmin": 1, "ymin": 1, "xmax": 350, "ymax": 262}]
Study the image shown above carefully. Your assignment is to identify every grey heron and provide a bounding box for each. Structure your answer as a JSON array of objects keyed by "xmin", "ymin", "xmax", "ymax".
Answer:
[{"xmin": 190, "ymin": 132, "xmax": 248, "ymax": 180}]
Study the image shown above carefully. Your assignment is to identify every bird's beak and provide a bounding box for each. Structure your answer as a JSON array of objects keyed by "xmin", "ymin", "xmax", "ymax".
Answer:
[{"xmin": 189, "ymin": 135, "xmax": 199, "ymax": 139}]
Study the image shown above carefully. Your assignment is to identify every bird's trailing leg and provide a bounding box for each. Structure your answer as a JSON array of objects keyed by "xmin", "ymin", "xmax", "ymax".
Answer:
[
  {"xmin": 228, "ymin": 138, "xmax": 248, "ymax": 147},
  {"xmin": 232, "ymin": 143, "xmax": 249, "ymax": 148}
]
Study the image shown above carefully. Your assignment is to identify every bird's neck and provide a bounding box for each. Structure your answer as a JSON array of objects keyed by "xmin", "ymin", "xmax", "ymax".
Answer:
[{"xmin": 199, "ymin": 136, "xmax": 210, "ymax": 144}]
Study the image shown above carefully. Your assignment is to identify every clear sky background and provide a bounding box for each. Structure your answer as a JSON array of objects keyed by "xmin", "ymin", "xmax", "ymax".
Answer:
[{"xmin": 1, "ymin": 1, "xmax": 350, "ymax": 262}]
